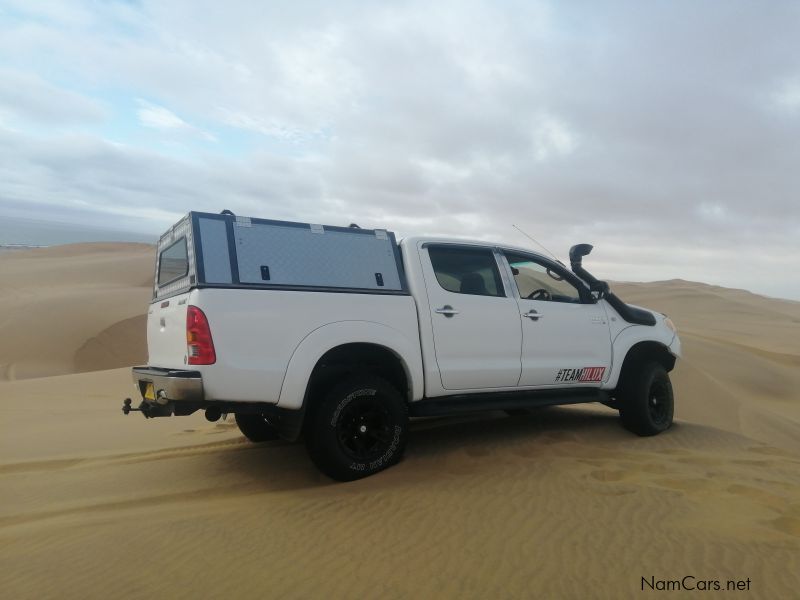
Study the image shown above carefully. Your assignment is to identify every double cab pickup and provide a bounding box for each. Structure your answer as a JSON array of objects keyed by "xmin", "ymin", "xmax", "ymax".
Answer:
[{"xmin": 125, "ymin": 211, "xmax": 680, "ymax": 480}]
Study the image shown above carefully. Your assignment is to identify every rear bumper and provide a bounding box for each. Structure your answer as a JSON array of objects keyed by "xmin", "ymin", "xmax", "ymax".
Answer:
[
  {"xmin": 126, "ymin": 367, "xmax": 304, "ymax": 439},
  {"xmin": 131, "ymin": 366, "xmax": 203, "ymax": 402}
]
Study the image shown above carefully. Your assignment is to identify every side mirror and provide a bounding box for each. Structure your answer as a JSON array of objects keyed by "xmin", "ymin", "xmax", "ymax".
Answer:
[{"xmin": 590, "ymin": 280, "xmax": 609, "ymax": 300}]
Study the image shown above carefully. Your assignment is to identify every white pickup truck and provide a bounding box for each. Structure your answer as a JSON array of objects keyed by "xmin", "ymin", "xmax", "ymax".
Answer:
[{"xmin": 124, "ymin": 211, "xmax": 681, "ymax": 480}]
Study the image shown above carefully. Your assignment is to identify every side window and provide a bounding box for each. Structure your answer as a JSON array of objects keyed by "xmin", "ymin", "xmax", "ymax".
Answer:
[
  {"xmin": 158, "ymin": 238, "xmax": 189, "ymax": 286},
  {"xmin": 428, "ymin": 246, "xmax": 505, "ymax": 297},
  {"xmin": 505, "ymin": 253, "xmax": 583, "ymax": 303}
]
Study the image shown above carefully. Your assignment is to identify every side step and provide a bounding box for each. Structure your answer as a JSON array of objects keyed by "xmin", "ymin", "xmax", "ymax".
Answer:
[{"xmin": 408, "ymin": 388, "xmax": 609, "ymax": 418}]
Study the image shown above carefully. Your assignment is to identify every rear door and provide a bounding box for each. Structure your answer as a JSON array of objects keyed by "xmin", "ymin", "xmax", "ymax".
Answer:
[
  {"xmin": 420, "ymin": 244, "xmax": 522, "ymax": 390},
  {"xmin": 501, "ymin": 252, "xmax": 612, "ymax": 387}
]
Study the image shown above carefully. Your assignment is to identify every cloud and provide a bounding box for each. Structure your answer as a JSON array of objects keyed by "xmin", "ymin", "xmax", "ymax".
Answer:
[
  {"xmin": 137, "ymin": 101, "xmax": 188, "ymax": 130},
  {"xmin": 532, "ymin": 114, "xmax": 577, "ymax": 161},
  {"xmin": 772, "ymin": 80, "xmax": 800, "ymax": 113},
  {"xmin": 215, "ymin": 108, "xmax": 319, "ymax": 142},
  {"xmin": 136, "ymin": 99, "xmax": 215, "ymax": 141},
  {"xmin": 0, "ymin": 67, "xmax": 106, "ymax": 126},
  {"xmin": 0, "ymin": 0, "xmax": 799, "ymax": 299}
]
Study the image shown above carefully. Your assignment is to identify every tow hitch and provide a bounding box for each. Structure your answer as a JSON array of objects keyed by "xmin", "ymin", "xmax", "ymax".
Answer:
[{"xmin": 122, "ymin": 398, "xmax": 173, "ymax": 418}]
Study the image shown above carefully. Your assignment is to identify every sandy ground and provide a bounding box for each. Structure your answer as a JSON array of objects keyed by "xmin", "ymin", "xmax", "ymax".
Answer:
[{"xmin": 1, "ymin": 244, "xmax": 799, "ymax": 599}]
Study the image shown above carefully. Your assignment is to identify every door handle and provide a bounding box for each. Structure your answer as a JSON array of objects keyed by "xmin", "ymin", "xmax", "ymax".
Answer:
[
  {"xmin": 522, "ymin": 310, "xmax": 544, "ymax": 320},
  {"xmin": 435, "ymin": 305, "xmax": 459, "ymax": 317}
]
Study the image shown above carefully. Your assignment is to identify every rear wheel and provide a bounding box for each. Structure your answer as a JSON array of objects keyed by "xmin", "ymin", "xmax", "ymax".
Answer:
[
  {"xmin": 305, "ymin": 374, "xmax": 408, "ymax": 481},
  {"xmin": 235, "ymin": 413, "xmax": 280, "ymax": 442},
  {"xmin": 618, "ymin": 361, "xmax": 674, "ymax": 436}
]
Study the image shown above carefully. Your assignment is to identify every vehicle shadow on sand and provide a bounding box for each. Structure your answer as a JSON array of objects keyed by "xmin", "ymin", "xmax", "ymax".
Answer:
[{"xmin": 217, "ymin": 405, "xmax": 706, "ymax": 491}]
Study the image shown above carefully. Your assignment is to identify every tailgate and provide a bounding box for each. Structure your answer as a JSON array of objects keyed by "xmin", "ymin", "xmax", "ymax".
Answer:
[{"xmin": 146, "ymin": 292, "xmax": 190, "ymax": 369}]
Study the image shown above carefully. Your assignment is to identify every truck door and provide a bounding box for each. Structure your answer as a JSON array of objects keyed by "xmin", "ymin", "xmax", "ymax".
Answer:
[
  {"xmin": 421, "ymin": 244, "xmax": 522, "ymax": 390},
  {"xmin": 501, "ymin": 252, "xmax": 612, "ymax": 387}
]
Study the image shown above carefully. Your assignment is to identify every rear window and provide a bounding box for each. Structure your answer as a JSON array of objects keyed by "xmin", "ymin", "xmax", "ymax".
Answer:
[
  {"xmin": 428, "ymin": 245, "xmax": 504, "ymax": 297},
  {"xmin": 158, "ymin": 238, "xmax": 188, "ymax": 286}
]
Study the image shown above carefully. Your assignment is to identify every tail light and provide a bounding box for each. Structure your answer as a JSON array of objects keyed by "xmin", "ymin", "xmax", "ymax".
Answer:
[{"xmin": 186, "ymin": 306, "xmax": 216, "ymax": 365}]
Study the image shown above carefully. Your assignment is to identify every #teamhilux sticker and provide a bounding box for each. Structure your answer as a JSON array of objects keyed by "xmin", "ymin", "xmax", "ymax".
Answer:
[{"xmin": 554, "ymin": 366, "xmax": 606, "ymax": 383}]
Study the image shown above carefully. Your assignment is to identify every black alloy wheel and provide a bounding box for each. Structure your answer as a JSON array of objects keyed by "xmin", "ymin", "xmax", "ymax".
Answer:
[
  {"xmin": 336, "ymin": 394, "xmax": 394, "ymax": 463},
  {"xmin": 305, "ymin": 374, "xmax": 408, "ymax": 481}
]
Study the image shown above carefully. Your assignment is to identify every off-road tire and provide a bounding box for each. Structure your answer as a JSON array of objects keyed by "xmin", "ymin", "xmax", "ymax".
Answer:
[
  {"xmin": 504, "ymin": 409, "xmax": 532, "ymax": 417},
  {"xmin": 305, "ymin": 374, "xmax": 408, "ymax": 481},
  {"xmin": 618, "ymin": 361, "xmax": 674, "ymax": 436},
  {"xmin": 235, "ymin": 413, "xmax": 280, "ymax": 442}
]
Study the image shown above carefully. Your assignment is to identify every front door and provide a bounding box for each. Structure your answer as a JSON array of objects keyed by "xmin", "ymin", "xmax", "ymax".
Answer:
[
  {"xmin": 502, "ymin": 252, "xmax": 612, "ymax": 387},
  {"xmin": 421, "ymin": 244, "xmax": 522, "ymax": 390}
]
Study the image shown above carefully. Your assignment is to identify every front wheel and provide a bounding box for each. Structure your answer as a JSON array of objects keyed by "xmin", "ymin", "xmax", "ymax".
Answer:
[
  {"xmin": 305, "ymin": 374, "xmax": 408, "ymax": 481},
  {"xmin": 618, "ymin": 361, "xmax": 674, "ymax": 436}
]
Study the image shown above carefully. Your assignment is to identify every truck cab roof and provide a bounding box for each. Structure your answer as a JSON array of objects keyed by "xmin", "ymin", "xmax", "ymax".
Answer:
[{"xmin": 400, "ymin": 236, "xmax": 554, "ymax": 263}]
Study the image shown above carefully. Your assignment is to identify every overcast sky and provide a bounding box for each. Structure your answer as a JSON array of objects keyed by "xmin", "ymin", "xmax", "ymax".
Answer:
[{"xmin": 1, "ymin": 1, "xmax": 799, "ymax": 298}]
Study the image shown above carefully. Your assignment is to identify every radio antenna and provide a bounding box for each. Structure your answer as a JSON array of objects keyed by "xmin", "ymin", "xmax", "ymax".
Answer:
[{"xmin": 512, "ymin": 224, "xmax": 563, "ymax": 264}]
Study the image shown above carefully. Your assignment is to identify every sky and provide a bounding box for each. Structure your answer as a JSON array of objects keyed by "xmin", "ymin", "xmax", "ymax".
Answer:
[{"xmin": 0, "ymin": 0, "xmax": 799, "ymax": 299}]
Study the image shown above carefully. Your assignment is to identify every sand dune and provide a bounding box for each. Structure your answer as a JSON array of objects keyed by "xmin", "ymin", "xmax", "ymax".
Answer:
[
  {"xmin": 613, "ymin": 281, "xmax": 800, "ymax": 453},
  {"xmin": 0, "ymin": 243, "xmax": 153, "ymax": 380},
  {"xmin": 1, "ymin": 244, "xmax": 798, "ymax": 598},
  {"xmin": 74, "ymin": 314, "xmax": 147, "ymax": 374}
]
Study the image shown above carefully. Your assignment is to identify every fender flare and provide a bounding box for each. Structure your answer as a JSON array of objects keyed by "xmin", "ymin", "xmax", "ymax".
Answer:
[
  {"xmin": 277, "ymin": 320, "xmax": 424, "ymax": 409},
  {"xmin": 606, "ymin": 326, "xmax": 678, "ymax": 389}
]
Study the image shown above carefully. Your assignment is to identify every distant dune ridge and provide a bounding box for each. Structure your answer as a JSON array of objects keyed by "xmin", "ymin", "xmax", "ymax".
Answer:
[
  {"xmin": 1, "ymin": 243, "xmax": 798, "ymax": 599},
  {"xmin": 0, "ymin": 243, "xmax": 153, "ymax": 380}
]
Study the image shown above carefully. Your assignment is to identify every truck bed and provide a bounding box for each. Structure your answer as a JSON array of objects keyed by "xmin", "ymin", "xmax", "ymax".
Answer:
[{"xmin": 147, "ymin": 287, "xmax": 422, "ymax": 407}]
